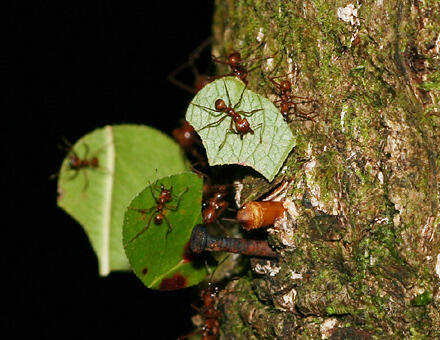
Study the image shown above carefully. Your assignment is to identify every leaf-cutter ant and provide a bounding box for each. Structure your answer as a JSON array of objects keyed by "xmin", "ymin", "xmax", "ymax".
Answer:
[
  {"xmin": 202, "ymin": 185, "xmax": 230, "ymax": 226},
  {"xmin": 212, "ymin": 43, "xmax": 276, "ymax": 85},
  {"xmin": 267, "ymin": 72, "xmax": 318, "ymax": 122},
  {"xmin": 57, "ymin": 139, "xmax": 109, "ymax": 192},
  {"xmin": 178, "ymin": 269, "xmax": 222, "ymax": 340},
  {"xmin": 126, "ymin": 183, "xmax": 188, "ymax": 244},
  {"xmin": 192, "ymin": 78, "xmax": 263, "ymax": 150}
]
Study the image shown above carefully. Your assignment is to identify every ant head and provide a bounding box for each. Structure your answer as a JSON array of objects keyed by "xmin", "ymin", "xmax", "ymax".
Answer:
[
  {"xmin": 215, "ymin": 99, "xmax": 227, "ymax": 111},
  {"xmin": 280, "ymin": 80, "xmax": 291, "ymax": 91},
  {"xmin": 228, "ymin": 52, "xmax": 242, "ymax": 66},
  {"xmin": 195, "ymin": 75, "xmax": 213, "ymax": 92}
]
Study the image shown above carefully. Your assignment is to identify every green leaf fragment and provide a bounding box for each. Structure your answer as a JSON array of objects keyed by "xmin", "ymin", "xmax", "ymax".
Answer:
[
  {"xmin": 186, "ymin": 76, "xmax": 296, "ymax": 181},
  {"xmin": 123, "ymin": 172, "xmax": 207, "ymax": 290},
  {"xmin": 57, "ymin": 125, "xmax": 187, "ymax": 276}
]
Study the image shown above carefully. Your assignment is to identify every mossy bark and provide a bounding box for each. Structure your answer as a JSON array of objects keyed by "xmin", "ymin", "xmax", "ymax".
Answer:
[{"xmin": 211, "ymin": 0, "xmax": 440, "ymax": 339}]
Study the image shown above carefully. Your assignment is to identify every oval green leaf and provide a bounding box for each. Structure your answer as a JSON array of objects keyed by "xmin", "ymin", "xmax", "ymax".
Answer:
[
  {"xmin": 57, "ymin": 125, "xmax": 188, "ymax": 276},
  {"xmin": 186, "ymin": 76, "xmax": 295, "ymax": 181},
  {"xmin": 122, "ymin": 172, "xmax": 206, "ymax": 290}
]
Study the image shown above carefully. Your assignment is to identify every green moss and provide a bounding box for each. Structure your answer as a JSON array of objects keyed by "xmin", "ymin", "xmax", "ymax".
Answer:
[{"xmin": 411, "ymin": 291, "xmax": 433, "ymax": 307}]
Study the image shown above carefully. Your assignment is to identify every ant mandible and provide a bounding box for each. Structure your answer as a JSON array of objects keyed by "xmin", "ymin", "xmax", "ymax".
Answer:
[
  {"xmin": 268, "ymin": 73, "xmax": 318, "ymax": 122},
  {"xmin": 127, "ymin": 183, "xmax": 188, "ymax": 243},
  {"xmin": 192, "ymin": 78, "xmax": 263, "ymax": 150},
  {"xmin": 202, "ymin": 185, "xmax": 229, "ymax": 225}
]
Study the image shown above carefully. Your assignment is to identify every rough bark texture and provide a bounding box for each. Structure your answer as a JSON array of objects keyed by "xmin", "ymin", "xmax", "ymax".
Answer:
[{"xmin": 210, "ymin": 0, "xmax": 440, "ymax": 339}]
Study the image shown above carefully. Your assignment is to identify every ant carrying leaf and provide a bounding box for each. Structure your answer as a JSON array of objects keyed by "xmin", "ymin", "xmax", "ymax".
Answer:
[
  {"xmin": 186, "ymin": 76, "xmax": 296, "ymax": 182},
  {"xmin": 191, "ymin": 77, "xmax": 263, "ymax": 150},
  {"xmin": 126, "ymin": 182, "xmax": 188, "ymax": 244}
]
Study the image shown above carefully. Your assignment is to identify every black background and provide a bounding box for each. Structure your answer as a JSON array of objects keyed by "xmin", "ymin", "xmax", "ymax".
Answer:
[{"xmin": 6, "ymin": 1, "xmax": 215, "ymax": 339}]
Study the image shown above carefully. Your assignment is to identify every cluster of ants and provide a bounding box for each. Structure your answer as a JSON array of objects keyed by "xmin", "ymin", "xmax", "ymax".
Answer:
[
  {"xmin": 60, "ymin": 39, "xmax": 314, "ymax": 340},
  {"xmin": 170, "ymin": 39, "xmax": 313, "ymax": 340},
  {"xmin": 170, "ymin": 38, "xmax": 318, "ymax": 163}
]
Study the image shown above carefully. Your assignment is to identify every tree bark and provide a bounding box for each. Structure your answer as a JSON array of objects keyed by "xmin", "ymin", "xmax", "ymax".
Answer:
[{"xmin": 211, "ymin": 0, "xmax": 440, "ymax": 339}]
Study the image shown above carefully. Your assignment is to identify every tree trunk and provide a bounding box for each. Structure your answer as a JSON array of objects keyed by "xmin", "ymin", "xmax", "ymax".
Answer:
[{"xmin": 211, "ymin": 1, "xmax": 440, "ymax": 338}]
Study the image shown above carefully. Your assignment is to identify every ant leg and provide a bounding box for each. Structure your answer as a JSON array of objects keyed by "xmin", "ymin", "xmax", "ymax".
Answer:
[
  {"xmin": 211, "ymin": 55, "xmax": 230, "ymax": 65},
  {"xmin": 191, "ymin": 103, "xmax": 224, "ymax": 117},
  {"xmin": 232, "ymin": 81, "xmax": 248, "ymax": 110},
  {"xmin": 129, "ymin": 205, "xmax": 156, "ymax": 215},
  {"xmin": 125, "ymin": 211, "xmax": 156, "ymax": 245},
  {"xmin": 149, "ymin": 183, "xmax": 160, "ymax": 204},
  {"xmin": 177, "ymin": 329, "xmax": 202, "ymax": 340},
  {"xmin": 82, "ymin": 143, "xmax": 90, "ymax": 159},
  {"xmin": 237, "ymin": 108, "xmax": 262, "ymax": 117},
  {"xmin": 198, "ymin": 115, "xmax": 228, "ymax": 132},
  {"xmin": 218, "ymin": 130, "xmax": 236, "ymax": 151},
  {"xmin": 68, "ymin": 169, "xmax": 80, "ymax": 181},
  {"xmin": 253, "ymin": 123, "xmax": 263, "ymax": 143},
  {"xmin": 82, "ymin": 169, "xmax": 89, "ymax": 192},
  {"xmin": 162, "ymin": 214, "xmax": 174, "ymax": 238},
  {"xmin": 167, "ymin": 187, "xmax": 188, "ymax": 211}
]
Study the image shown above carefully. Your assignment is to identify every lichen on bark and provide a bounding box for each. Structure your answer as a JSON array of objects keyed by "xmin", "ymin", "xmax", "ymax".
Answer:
[{"xmin": 209, "ymin": 0, "xmax": 440, "ymax": 339}]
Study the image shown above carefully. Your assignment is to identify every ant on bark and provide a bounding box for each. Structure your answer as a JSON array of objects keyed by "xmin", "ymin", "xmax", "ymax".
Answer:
[
  {"xmin": 213, "ymin": 44, "xmax": 275, "ymax": 85},
  {"xmin": 202, "ymin": 185, "xmax": 230, "ymax": 226},
  {"xmin": 192, "ymin": 78, "xmax": 263, "ymax": 150},
  {"xmin": 178, "ymin": 266, "xmax": 222, "ymax": 340},
  {"xmin": 267, "ymin": 68, "xmax": 318, "ymax": 122},
  {"xmin": 126, "ymin": 183, "xmax": 188, "ymax": 243}
]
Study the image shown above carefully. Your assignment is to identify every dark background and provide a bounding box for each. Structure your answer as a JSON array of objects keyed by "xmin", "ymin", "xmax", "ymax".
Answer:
[{"xmin": 6, "ymin": 1, "xmax": 215, "ymax": 339}]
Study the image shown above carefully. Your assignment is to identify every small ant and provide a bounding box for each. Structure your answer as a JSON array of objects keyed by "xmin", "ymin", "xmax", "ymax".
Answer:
[
  {"xmin": 268, "ymin": 73, "xmax": 318, "ymax": 122},
  {"xmin": 213, "ymin": 52, "xmax": 249, "ymax": 84},
  {"xmin": 127, "ymin": 183, "xmax": 188, "ymax": 243},
  {"xmin": 57, "ymin": 140, "xmax": 108, "ymax": 191},
  {"xmin": 192, "ymin": 78, "xmax": 263, "ymax": 150},
  {"xmin": 178, "ymin": 285, "xmax": 221, "ymax": 340},
  {"xmin": 178, "ymin": 267, "xmax": 222, "ymax": 340},
  {"xmin": 202, "ymin": 185, "xmax": 229, "ymax": 225},
  {"xmin": 213, "ymin": 46, "xmax": 275, "ymax": 85},
  {"xmin": 172, "ymin": 120, "xmax": 198, "ymax": 150}
]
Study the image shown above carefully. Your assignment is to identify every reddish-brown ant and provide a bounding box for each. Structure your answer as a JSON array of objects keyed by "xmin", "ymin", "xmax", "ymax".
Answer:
[
  {"xmin": 178, "ymin": 285, "xmax": 221, "ymax": 340},
  {"xmin": 193, "ymin": 78, "xmax": 263, "ymax": 150},
  {"xmin": 168, "ymin": 37, "xmax": 214, "ymax": 94},
  {"xmin": 202, "ymin": 185, "xmax": 229, "ymax": 225},
  {"xmin": 56, "ymin": 140, "xmax": 108, "ymax": 191},
  {"xmin": 213, "ymin": 46, "xmax": 275, "ymax": 85},
  {"xmin": 172, "ymin": 120, "xmax": 198, "ymax": 150},
  {"xmin": 126, "ymin": 183, "xmax": 188, "ymax": 243},
  {"xmin": 213, "ymin": 51, "xmax": 249, "ymax": 84},
  {"xmin": 268, "ymin": 72, "xmax": 318, "ymax": 122},
  {"xmin": 178, "ymin": 274, "xmax": 221, "ymax": 340}
]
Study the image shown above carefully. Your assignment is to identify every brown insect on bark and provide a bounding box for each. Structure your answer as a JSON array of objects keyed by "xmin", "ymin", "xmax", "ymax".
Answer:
[
  {"xmin": 202, "ymin": 184, "xmax": 230, "ymax": 225},
  {"xmin": 268, "ymin": 73, "xmax": 318, "ymax": 122},
  {"xmin": 212, "ymin": 45, "xmax": 275, "ymax": 85}
]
